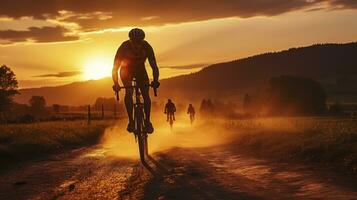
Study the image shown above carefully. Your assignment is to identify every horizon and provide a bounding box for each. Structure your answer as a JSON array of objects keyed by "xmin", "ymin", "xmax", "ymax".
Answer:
[
  {"xmin": 1, "ymin": 1, "xmax": 357, "ymax": 88},
  {"xmin": 15, "ymin": 40, "xmax": 357, "ymax": 90}
]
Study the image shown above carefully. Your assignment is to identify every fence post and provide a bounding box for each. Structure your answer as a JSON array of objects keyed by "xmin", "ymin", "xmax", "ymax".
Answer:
[
  {"xmin": 101, "ymin": 104, "xmax": 104, "ymax": 120},
  {"xmin": 114, "ymin": 103, "xmax": 117, "ymax": 119},
  {"xmin": 88, "ymin": 105, "xmax": 91, "ymax": 124}
]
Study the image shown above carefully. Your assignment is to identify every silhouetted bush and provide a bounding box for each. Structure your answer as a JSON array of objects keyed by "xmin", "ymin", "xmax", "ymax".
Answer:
[
  {"xmin": 29, "ymin": 96, "xmax": 47, "ymax": 116},
  {"xmin": 199, "ymin": 99, "xmax": 215, "ymax": 115},
  {"xmin": 19, "ymin": 114, "xmax": 35, "ymax": 123},
  {"xmin": 93, "ymin": 97, "xmax": 121, "ymax": 111},
  {"xmin": 329, "ymin": 103, "xmax": 343, "ymax": 115}
]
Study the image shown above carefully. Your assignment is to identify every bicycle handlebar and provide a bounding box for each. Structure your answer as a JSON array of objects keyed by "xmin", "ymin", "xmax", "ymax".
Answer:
[{"xmin": 114, "ymin": 83, "xmax": 157, "ymax": 101}]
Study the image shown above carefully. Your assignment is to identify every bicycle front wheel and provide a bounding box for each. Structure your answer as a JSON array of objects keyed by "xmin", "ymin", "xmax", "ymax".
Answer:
[
  {"xmin": 137, "ymin": 133, "xmax": 147, "ymax": 162},
  {"xmin": 135, "ymin": 106, "xmax": 147, "ymax": 162}
]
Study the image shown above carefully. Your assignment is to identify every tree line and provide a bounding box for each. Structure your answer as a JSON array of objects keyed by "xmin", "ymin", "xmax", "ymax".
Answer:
[{"xmin": 0, "ymin": 65, "xmax": 126, "ymax": 123}]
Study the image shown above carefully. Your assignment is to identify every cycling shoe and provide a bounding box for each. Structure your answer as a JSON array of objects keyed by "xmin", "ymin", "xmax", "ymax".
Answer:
[
  {"xmin": 145, "ymin": 121, "xmax": 154, "ymax": 134},
  {"xmin": 127, "ymin": 121, "xmax": 135, "ymax": 133}
]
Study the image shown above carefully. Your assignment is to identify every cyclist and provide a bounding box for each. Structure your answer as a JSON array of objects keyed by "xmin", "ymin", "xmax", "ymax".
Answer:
[
  {"xmin": 112, "ymin": 28, "xmax": 160, "ymax": 133},
  {"xmin": 187, "ymin": 104, "xmax": 195, "ymax": 122},
  {"xmin": 164, "ymin": 99, "xmax": 176, "ymax": 122}
]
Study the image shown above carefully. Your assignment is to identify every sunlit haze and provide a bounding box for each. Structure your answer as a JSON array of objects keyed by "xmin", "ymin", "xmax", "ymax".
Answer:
[
  {"xmin": 1, "ymin": 1, "xmax": 357, "ymax": 198},
  {"xmin": 0, "ymin": 1, "xmax": 356, "ymax": 88},
  {"xmin": 82, "ymin": 57, "xmax": 112, "ymax": 80}
]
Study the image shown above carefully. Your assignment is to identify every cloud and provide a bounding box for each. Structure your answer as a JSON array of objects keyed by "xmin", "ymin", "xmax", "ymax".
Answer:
[
  {"xmin": 1, "ymin": 1, "xmax": 356, "ymax": 31},
  {"xmin": 0, "ymin": 26, "xmax": 79, "ymax": 44},
  {"xmin": 18, "ymin": 79, "xmax": 69, "ymax": 88},
  {"xmin": 33, "ymin": 71, "xmax": 81, "ymax": 78},
  {"xmin": 329, "ymin": 0, "xmax": 357, "ymax": 8},
  {"xmin": 160, "ymin": 63, "xmax": 209, "ymax": 70},
  {"xmin": 0, "ymin": 0, "xmax": 355, "ymax": 44}
]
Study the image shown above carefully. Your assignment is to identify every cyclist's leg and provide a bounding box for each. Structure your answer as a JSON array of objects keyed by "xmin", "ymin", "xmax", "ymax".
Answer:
[
  {"xmin": 140, "ymin": 84, "xmax": 151, "ymax": 123},
  {"xmin": 124, "ymin": 88, "xmax": 134, "ymax": 122},
  {"xmin": 137, "ymin": 71, "xmax": 151, "ymax": 122},
  {"xmin": 138, "ymin": 75, "xmax": 153, "ymax": 133},
  {"xmin": 120, "ymin": 68, "xmax": 134, "ymax": 132}
]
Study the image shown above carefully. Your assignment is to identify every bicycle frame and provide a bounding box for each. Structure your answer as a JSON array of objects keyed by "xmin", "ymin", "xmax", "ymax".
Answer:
[
  {"xmin": 168, "ymin": 114, "xmax": 174, "ymax": 130},
  {"xmin": 189, "ymin": 113, "xmax": 195, "ymax": 125},
  {"xmin": 133, "ymin": 85, "xmax": 148, "ymax": 162},
  {"xmin": 114, "ymin": 79, "xmax": 157, "ymax": 163}
]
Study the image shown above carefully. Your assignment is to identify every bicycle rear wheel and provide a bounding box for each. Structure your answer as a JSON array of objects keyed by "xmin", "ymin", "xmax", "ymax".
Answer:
[
  {"xmin": 137, "ymin": 132, "xmax": 147, "ymax": 162},
  {"xmin": 169, "ymin": 118, "xmax": 173, "ymax": 130},
  {"xmin": 135, "ymin": 106, "xmax": 148, "ymax": 162}
]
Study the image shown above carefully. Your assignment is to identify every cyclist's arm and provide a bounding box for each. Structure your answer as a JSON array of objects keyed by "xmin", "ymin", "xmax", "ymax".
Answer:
[
  {"xmin": 146, "ymin": 43, "xmax": 159, "ymax": 82},
  {"xmin": 112, "ymin": 60, "xmax": 120, "ymax": 84},
  {"xmin": 112, "ymin": 43, "xmax": 125, "ymax": 84}
]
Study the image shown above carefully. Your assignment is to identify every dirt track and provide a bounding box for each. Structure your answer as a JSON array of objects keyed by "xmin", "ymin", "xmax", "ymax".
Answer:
[{"xmin": 1, "ymin": 123, "xmax": 357, "ymax": 200}]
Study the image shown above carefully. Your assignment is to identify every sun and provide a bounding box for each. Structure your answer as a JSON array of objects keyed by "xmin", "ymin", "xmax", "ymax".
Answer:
[{"xmin": 83, "ymin": 57, "xmax": 112, "ymax": 80}]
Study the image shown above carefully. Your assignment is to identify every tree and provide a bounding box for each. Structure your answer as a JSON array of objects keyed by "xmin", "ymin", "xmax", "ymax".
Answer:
[
  {"xmin": 0, "ymin": 65, "xmax": 18, "ymax": 114},
  {"xmin": 199, "ymin": 99, "xmax": 207, "ymax": 114},
  {"xmin": 243, "ymin": 94, "xmax": 252, "ymax": 114},
  {"xmin": 29, "ymin": 96, "xmax": 47, "ymax": 116},
  {"xmin": 53, "ymin": 104, "xmax": 61, "ymax": 113},
  {"xmin": 263, "ymin": 75, "xmax": 327, "ymax": 115}
]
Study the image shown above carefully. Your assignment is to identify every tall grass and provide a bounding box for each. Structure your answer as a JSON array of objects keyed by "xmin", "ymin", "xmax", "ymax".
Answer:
[
  {"xmin": 229, "ymin": 117, "xmax": 357, "ymax": 174},
  {"xmin": 0, "ymin": 120, "xmax": 113, "ymax": 165}
]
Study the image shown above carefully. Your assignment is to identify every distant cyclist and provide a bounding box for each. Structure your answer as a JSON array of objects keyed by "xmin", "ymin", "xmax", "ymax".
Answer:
[
  {"xmin": 187, "ymin": 104, "xmax": 195, "ymax": 123},
  {"xmin": 112, "ymin": 28, "xmax": 160, "ymax": 133},
  {"xmin": 164, "ymin": 99, "xmax": 176, "ymax": 122}
]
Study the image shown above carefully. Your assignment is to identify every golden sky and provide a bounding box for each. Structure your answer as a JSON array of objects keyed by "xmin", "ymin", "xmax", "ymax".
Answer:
[{"xmin": 0, "ymin": 0, "xmax": 356, "ymax": 88}]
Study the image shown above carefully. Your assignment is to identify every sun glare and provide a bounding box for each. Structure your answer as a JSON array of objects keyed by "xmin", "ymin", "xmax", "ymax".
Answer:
[{"xmin": 83, "ymin": 57, "xmax": 112, "ymax": 80}]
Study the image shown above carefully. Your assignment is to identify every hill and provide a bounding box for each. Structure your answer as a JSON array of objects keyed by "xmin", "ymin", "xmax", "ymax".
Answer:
[
  {"xmin": 160, "ymin": 42, "xmax": 357, "ymax": 99},
  {"xmin": 14, "ymin": 42, "xmax": 357, "ymax": 105},
  {"xmin": 15, "ymin": 78, "xmax": 113, "ymax": 105}
]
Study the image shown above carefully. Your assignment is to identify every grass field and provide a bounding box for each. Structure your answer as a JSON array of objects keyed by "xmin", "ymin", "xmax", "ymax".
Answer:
[
  {"xmin": 229, "ymin": 117, "xmax": 357, "ymax": 174},
  {"xmin": 2, "ymin": 116, "xmax": 356, "ymax": 175},
  {"xmin": 0, "ymin": 120, "xmax": 114, "ymax": 165}
]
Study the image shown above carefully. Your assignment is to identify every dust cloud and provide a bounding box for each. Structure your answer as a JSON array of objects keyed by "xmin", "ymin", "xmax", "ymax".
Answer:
[{"xmin": 100, "ymin": 114, "xmax": 236, "ymax": 159}]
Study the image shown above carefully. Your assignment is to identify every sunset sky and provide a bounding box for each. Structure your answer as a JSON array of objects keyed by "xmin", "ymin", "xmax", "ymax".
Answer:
[{"xmin": 0, "ymin": 0, "xmax": 356, "ymax": 88}]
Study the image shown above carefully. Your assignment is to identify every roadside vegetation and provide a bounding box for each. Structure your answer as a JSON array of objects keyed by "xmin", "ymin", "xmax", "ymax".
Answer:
[
  {"xmin": 229, "ymin": 117, "xmax": 357, "ymax": 174},
  {"xmin": 0, "ymin": 120, "xmax": 114, "ymax": 166}
]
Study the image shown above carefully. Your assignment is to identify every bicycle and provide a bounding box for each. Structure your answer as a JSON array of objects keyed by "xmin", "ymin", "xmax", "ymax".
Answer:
[
  {"xmin": 167, "ymin": 113, "xmax": 174, "ymax": 130},
  {"xmin": 189, "ymin": 113, "xmax": 195, "ymax": 125},
  {"xmin": 114, "ymin": 79, "xmax": 157, "ymax": 163}
]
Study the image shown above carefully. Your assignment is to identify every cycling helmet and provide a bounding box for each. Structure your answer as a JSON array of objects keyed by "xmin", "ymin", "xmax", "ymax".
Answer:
[{"xmin": 129, "ymin": 28, "xmax": 145, "ymax": 40}]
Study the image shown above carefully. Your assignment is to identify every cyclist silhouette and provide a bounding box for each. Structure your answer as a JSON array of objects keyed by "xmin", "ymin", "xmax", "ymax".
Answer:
[
  {"xmin": 187, "ymin": 104, "xmax": 195, "ymax": 124},
  {"xmin": 112, "ymin": 28, "xmax": 160, "ymax": 133},
  {"xmin": 164, "ymin": 99, "xmax": 176, "ymax": 122}
]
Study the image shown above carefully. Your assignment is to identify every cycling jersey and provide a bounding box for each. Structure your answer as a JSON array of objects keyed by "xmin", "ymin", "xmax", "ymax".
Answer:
[
  {"xmin": 187, "ymin": 106, "xmax": 195, "ymax": 114},
  {"xmin": 114, "ymin": 40, "xmax": 155, "ymax": 86},
  {"xmin": 165, "ymin": 102, "xmax": 176, "ymax": 113}
]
